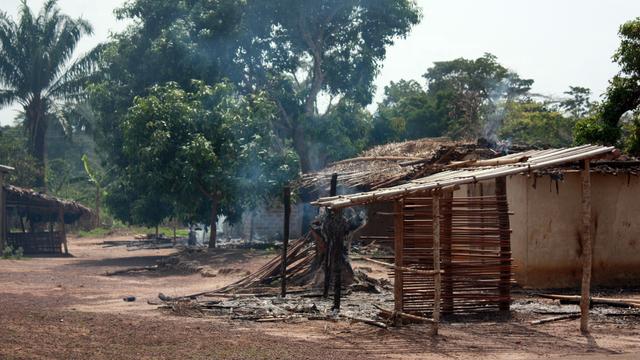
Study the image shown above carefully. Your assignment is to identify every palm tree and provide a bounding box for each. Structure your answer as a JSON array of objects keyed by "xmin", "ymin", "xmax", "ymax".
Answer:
[{"xmin": 0, "ymin": 0, "xmax": 95, "ymax": 190}]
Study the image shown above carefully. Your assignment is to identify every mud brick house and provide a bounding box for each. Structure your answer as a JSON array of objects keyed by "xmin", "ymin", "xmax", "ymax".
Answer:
[{"xmin": 304, "ymin": 139, "xmax": 638, "ymax": 290}]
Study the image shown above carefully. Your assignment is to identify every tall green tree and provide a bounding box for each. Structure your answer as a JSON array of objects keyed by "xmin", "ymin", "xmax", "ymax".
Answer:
[
  {"xmin": 575, "ymin": 17, "xmax": 640, "ymax": 151},
  {"xmin": 0, "ymin": 0, "xmax": 96, "ymax": 189},
  {"xmin": 370, "ymin": 79, "xmax": 442, "ymax": 145},
  {"xmin": 499, "ymin": 100, "xmax": 575, "ymax": 147},
  {"xmin": 114, "ymin": 81, "xmax": 298, "ymax": 247},
  {"xmin": 90, "ymin": 0, "xmax": 245, "ymax": 169},
  {"xmin": 423, "ymin": 53, "xmax": 533, "ymax": 140},
  {"xmin": 237, "ymin": 0, "xmax": 421, "ymax": 171}
]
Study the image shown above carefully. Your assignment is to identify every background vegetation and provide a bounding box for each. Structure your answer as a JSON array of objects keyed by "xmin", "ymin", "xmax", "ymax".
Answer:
[{"xmin": 1, "ymin": 1, "xmax": 639, "ymax": 239}]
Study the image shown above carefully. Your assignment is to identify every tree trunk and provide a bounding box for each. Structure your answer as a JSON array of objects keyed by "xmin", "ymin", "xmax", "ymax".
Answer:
[
  {"xmin": 25, "ymin": 98, "xmax": 48, "ymax": 191},
  {"xmin": 209, "ymin": 196, "xmax": 218, "ymax": 249},
  {"xmin": 95, "ymin": 186, "xmax": 101, "ymax": 228},
  {"xmin": 293, "ymin": 124, "xmax": 313, "ymax": 173}
]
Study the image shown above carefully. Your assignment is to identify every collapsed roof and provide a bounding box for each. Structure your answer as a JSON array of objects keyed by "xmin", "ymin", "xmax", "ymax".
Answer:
[
  {"xmin": 313, "ymin": 145, "xmax": 617, "ymax": 209},
  {"xmin": 299, "ymin": 137, "xmax": 504, "ymax": 196}
]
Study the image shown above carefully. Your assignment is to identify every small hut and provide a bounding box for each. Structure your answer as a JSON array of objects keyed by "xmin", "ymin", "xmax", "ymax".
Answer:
[{"xmin": 0, "ymin": 166, "xmax": 92, "ymax": 255}]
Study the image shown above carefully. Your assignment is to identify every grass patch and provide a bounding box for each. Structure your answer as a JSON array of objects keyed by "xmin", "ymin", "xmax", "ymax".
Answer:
[{"xmin": 74, "ymin": 225, "xmax": 189, "ymax": 238}]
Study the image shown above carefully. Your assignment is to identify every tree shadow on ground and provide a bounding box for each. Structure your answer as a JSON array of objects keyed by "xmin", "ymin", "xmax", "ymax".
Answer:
[{"xmin": 326, "ymin": 321, "xmax": 621, "ymax": 358}]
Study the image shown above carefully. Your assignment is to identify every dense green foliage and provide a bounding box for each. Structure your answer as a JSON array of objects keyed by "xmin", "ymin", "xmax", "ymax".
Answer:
[
  {"xmin": 499, "ymin": 101, "xmax": 575, "ymax": 147},
  {"xmin": 371, "ymin": 54, "xmax": 535, "ymax": 144},
  {"xmin": 225, "ymin": 0, "xmax": 421, "ymax": 171},
  {"xmin": 0, "ymin": 0, "xmax": 97, "ymax": 188},
  {"xmin": 107, "ymin": 81, "xmax": 298, "ymax": 245},
  {"xmin": 4, "ymin": 1, "xmax": 640, "ymax": 235},
  {"xmin": 574, "ymin": 17, "xmax": 640, "ymax": 153}
]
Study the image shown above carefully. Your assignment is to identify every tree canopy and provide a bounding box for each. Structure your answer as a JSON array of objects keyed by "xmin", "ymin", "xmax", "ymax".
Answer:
[
  {"xmin": 108, "ymin": 81, "xmax": 298, "ymax": 246},
  {"xmin": 0, "ymin": 0, "xmax": 97, "ymax": 189}
]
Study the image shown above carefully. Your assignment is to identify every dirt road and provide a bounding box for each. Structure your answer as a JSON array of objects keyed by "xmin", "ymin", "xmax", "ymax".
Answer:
[{"xmin": 1, "ymin": 236, "xmax": 639, "ymax": 359}]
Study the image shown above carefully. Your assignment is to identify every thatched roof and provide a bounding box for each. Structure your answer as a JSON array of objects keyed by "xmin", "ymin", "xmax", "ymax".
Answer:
[
  {"xmin": 299, "ymin": 137, "xmax": 500, "ymax": 196},
  {"xmin": 313, "ymin": 145, "xmax": 618, "ymax": 209},
  {"xmin": 4, "ymin": 185, "xmax": 93, "ymax": 223}
]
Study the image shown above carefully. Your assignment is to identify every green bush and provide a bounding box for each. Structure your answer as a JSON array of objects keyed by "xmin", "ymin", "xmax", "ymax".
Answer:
[
  {"xmin": 573, "ymin": 116, "xmax": 620, "ymax": 146},
  {"xmin": 2, "ymin": 245, "xmax": 25, "ymax": 259},
  {"xmin": 14, "ymin": 247, "xmax": 24, "ymax": 260},
  {"xmin": 2, "ymin": 245, "xmax": 13, "ymax": 259}
]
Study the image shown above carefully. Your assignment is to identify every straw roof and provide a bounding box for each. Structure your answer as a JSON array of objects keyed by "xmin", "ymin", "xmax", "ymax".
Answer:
[
  {"xmin": 299, "ymin": 137, "xmax": 500, "ymax": 195},
  {"xmin": 4, "ymin": 185, "xmax": 93, "ymax": 223},
  {"xmin": 313, "ymin": 145, "xmax": 617, "ymax": 209}
]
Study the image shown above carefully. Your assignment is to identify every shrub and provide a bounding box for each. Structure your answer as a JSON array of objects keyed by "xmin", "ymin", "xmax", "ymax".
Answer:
[{"xmin": 573, "ymin": 116, "xmax": 620, "ymax": 146}]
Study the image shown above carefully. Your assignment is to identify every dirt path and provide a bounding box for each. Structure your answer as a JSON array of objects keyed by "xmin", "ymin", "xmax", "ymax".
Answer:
[{"xmin": 1, "ymin": 236, "xmax": 639, "ymax": 359}]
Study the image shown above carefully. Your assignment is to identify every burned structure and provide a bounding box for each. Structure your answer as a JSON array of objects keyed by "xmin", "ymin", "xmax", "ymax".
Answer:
[
  {"xmin": 312, "ymin": 144, "xmax": 616, "ymax": 332},
  {"xmin": 0, "ymin": 165, "xmax": 92, "ymax": 255}
]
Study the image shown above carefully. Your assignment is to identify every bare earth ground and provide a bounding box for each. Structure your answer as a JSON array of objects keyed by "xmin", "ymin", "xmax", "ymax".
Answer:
[{"xmin": 1, "ymin": 235, "xmax": 639, "ymax": 360}]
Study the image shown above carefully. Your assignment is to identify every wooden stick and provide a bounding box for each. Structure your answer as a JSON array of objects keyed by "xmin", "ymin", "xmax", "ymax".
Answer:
[
  {"xmin": 375, "ymin": 305, "xmax": 435, "ymax": 324},
  {"xmin": 59, "ymin": 206, "xmax": 68, "ymax": 255},
  {"xmin": 324, "ymin": 174, "xmax": 338, "ymax": 298},
  {"xmin": 495, "ymin": 176, "xmax": 511, "ymax": 312},
  {"xmin": 580, "ymin": 159, "xmax": 592, "ymax": 333},
  {"xmin": 341, "ymin": 315, "xmax": 388, "ymax": 329},
  {"xmin": 537, "ymin": 294, "xmax": 640, "ymax": 308},
  {"xmin": 358, "ymin": 256, "xmax": 442, "ymax": 276},
  {"xmin": 531, "ymin": 314, "xmax": 581, "ymax": 325},
  {"xmin": 432, "ymin": 192, "xmax": 441, "ymax": 335},
  {"xmin": 281, "ymin": 186, "xmax": 291, "ymax": 297},
  {"xmin": 333, "ymin": 207, "xmax": 344, "ymax": 311},
  {"xmin": 394, "ymin": 199, "xmax": 404, "ymax": 321}
]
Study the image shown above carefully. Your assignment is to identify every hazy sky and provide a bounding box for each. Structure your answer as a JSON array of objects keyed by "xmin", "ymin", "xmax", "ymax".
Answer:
[{"xmin": 1, "ymin": 0, "xmax": 639, "ymax": 125}]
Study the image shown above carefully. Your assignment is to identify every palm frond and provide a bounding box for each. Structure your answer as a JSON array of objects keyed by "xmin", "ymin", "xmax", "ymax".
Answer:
[
  {"xmin": 0, "ymin": 89, "xmax": 18, "ymax": 108},
  {"xmin": 47, "ymin": 43, "xmax": 104, "ymax": 100}
]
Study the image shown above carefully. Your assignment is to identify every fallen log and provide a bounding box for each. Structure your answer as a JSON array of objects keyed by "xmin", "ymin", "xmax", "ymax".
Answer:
[
  {"xmin": 531, "ymin": 314, "xmax": 580, "ymax": 325},
  {"xmin": 341, "ymin": 315, "xmax": 388, "ymax": 329},
  {"xmin": 537, "ymin": 294, "xmax": 640, "ymax": 308},
  {"xmin": 374, "ymin": 305, "xmax": 435, "ymax": 324}
]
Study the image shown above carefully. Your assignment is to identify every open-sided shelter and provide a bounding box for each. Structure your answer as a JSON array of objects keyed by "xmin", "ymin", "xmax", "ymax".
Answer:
[{"xmin": 0, "ymin": 166, "xmax": 92, "ymax": 255}]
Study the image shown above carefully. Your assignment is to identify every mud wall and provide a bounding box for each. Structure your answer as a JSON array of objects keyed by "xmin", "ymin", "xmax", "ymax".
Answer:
[{"xmin": 508, "ymin": 172, "xmax": 640, "ymax": 288}]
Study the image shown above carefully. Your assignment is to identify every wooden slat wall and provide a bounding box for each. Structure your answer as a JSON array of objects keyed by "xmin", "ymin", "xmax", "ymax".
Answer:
[
  {"xmin": 7, "ymin": 232, "xmax": 64, "ymax": 254},
  {"xmin": 393, "ymin": 192, "xmax": 513, "ymax": 316}
]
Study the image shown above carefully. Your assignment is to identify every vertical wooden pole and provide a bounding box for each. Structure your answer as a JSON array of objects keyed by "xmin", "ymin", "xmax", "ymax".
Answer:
[
  {"xmin": 323, "ymin": 173, "xmax": 338, "ymax": 298},
  {"xmin": 394, "ymin": 198, "xmax": 405, "ymax": 318},
  {"xmin": 0, "ymin": 172, "xmax": 5, "ymax": 250},
  {"xmin": 281, "ymin": 186, "xmax": 291, "ymax": 298},
  {"xmin": 59, "ymin": 206, "xmax": 68, "ymax": 255},
  {"xmin": 442, "ymin": 190, "xmax": 454, "ymax": 315},
  {"xmin": 48, "ymin": 220, "xmax": 54, "ymax": 254},
  {"xmin": 432, "ymin": 191, "xmax": 441, "ymax": 335},
  {"xmin": 495, "ymin": 176, "xmax": 511, "ymax": 313},
  {"xmin": 332, "ymin": 208, "xmax": 344, "ymax": 311},
  {"xmin": 580, "ymin": 159, "xmax": 592, "ymax": 333}
]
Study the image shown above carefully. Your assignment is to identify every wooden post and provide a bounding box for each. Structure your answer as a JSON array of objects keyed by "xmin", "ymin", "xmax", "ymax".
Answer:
[
  {"xmin": 432, "ymin": 191, "xmax": 441, "ymax": 335},
  {"xmin": 332, "ymin": 208, "xmax": 344, "ymax": 311},
  {"xmin": 394, "ymin": 198, "xmax": 405, "ymax": 318},
  {"xmin": 59, "ymin": 206, "xmax": 68, "ymax": 255},
  {"xmin": 580, "ymin": 159, "xmax": 593, "ymax": 333},
  {"xmin": 281, "ymin": 186, "xmax": 291, "ymax": 297},
  {"xmin": 323, "ymin": 173, "xmax": 338, "ymax": 298},
  {"xmin": 442, "ymin": 190, "xmax": 454, "ymax": 315},
  {"xmin": 0, "ymin": 171, "xmax": 5, "ymax": 251},
  {"xmin": 495, "ymin": 176, "xmax": 511, "ymax": 313},
  {"xmin": 208, "ymin": 196, "xmax": 218, "ymax": 248}
]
